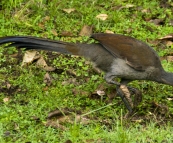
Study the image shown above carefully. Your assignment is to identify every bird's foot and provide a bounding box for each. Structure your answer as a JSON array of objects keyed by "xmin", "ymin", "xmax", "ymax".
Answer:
[
  {"xmin": 117, "ymin": 85, "xmax": 142, "ymax": 114},
  {"xmin": 127, "ymin": 86, "xmax": 142, "ymax": 107}
]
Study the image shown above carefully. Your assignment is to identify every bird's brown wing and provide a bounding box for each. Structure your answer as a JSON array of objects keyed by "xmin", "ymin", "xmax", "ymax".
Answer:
[{"xmin": 91, "ymin": 33, "xmax": 162, "ymax": 71}]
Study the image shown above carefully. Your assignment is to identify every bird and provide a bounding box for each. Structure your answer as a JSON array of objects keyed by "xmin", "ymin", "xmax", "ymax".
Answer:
[{"xmin": 0, "ymin": 33, "xmax": 172, "ymax": 113}]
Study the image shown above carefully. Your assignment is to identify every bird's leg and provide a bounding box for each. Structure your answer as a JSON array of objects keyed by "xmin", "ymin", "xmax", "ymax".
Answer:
[
  {"xmin": 126, "ymin": 86, "xmax": 142, "ymax": 107},
  {"xmin": 105, "ymin": 74, "xmax": 142, "ymax": 113},
  {"xmin": 116, "ymin": 85, "xmax": 133, "ymax": 113},
  {"xmin": 104, "ymin": 74, "xmax": 120, "ymax": 85},
  {"xmin": 120, "ymin": 79, "xmax": 142, "ymax": 110},
  {"xmin": 105, "ymin": 75, "xmax": 133, "ymax": 112}
]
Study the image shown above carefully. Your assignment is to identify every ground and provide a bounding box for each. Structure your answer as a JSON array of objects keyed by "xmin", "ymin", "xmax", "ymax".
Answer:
[{"xmin": 0, "ymin": 0, "xmax": 173, "ymax": 142}]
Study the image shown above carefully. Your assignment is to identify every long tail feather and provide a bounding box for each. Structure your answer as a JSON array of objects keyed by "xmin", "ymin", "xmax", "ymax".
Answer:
[{"xmin": 0, "ymin": 36, "xmax": 72, "ymax": 54}]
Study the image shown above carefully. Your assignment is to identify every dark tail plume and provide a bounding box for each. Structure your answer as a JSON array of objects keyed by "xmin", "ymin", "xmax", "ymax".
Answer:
[{"xmin": 0, "ymin": 36, "xmax": 75, "ymax": 54}]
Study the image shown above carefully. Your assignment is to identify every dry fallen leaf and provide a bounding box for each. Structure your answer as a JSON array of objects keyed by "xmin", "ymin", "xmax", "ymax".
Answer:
[
  {"xmin": 36, "ymin": 56, "xmax": 48, "ymax": 67},
  {"xmin": 62, "ymin": 78, "xmax": 77, "ymax": 85},
  {"xmin": 43, "ymin": 66, "xmax": 56, "ymax": 72},
  {"xmin": 105, "ymin": 30, "xmax": 114, "ymax": 34},
  {"xmin": 158, "ymin": 34, "xmax": 173, "ymax": 40},
  {"xmin": 45, "ymin": 108, "xmax": 90, "ymax": 129},
  {"xmin": 79, "ymin": 25, "xmax": 93, "ymax": 36},
  {"xmin": 47, "ymin": 109, "xmax": 70, "ymax": 119},
  {"xmin": 121, "ymin": 4, "xmax": 135, "ymax": 9},
  {"xmin": 43, "ymin": 72, "xmax": 52, "ymax": 86},
  {"xmin": 60, "ymin": 31, "xmax": 74, "ymax": 37},
  {"xmin": 44, "ymin": 16, "xmax": 50, "ymax": 21},
  {"xmin": 38, "ymin": 22, "xmax": 45, "ymax": 29},
  {"xmin": 22, "ymin": 51, "xmax": 57, "ymax": 72},
  {"xmin": 21, "ymin": 51, "xmax": 40, "ymax": 66},
  {"xmin": 63, "ymin": 8, "xmax": 75, "ymax": 14},
  {"xmin": 3, "ymin": 97, "xmax": 10, "ymax": 103},
  {"xmin": 96, "ymin": 14, "xmax": 108, "ymax": 21},
  {"xmin": 165, "ymin": 41, "xmax": 173, "ymax": 47},
  {"xmin": 6, "ymin": 83, "xmax": 11, "ymax": 89},
  {"xmin": 45, "ymin": 120, "xmax": 66, "ymax": 130},
  {"xmin": 72, "ymin": 88, "xmax": 89, "ymax": 96},
  {"xmin": 158, "ymin": 34, "xmax": 173, "ymax": 47},
  {"xmin": 51, "ymin": 29, "xmax": 58, "ymax": 36},
  {"xmin": 167, "ymin": 98, "xmax": 173, "ymax": 101},
  {"xmin": 149, "ymin": 19, "xmax": 164, "ymax": 25},
  {"xmin": 166, "ymin": 56, "xmax": 173, "ymax": 62},
  {"xmin": 141, "ymin": 9, "xmax": 150, "ymax": 13}
]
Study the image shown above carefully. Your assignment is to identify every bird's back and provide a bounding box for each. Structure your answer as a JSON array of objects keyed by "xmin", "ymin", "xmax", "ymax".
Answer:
[{"xmin": 91, "ymin": 33, "xmax": 162, "ymax": 71}]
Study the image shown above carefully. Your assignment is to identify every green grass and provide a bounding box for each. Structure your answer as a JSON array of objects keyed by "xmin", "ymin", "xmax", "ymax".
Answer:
[{"xmin": 0, "ymin": 0, "xmax": 173, "ymax": 142}]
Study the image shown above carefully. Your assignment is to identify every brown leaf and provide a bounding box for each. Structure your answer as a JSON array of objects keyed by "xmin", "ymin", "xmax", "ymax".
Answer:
[
  {"xmin": 96, "ymin": 14, "xmax": 108, "ymax": 21},
  {"xmin": 10, "ymin": 53, "xmax": 18, "ymax": 58},
  {"xmin": 38, "ymin": 22, "xmax": 45, "ymax": 29},
  {"xmin": 125, "ymin": 28, "xmax": 133, "ymax": 34},
  {"xmin": 166, "ymin": 56, "xmax": 173, "ymax": 62},
  {"xmin": 46, "ymin": 108, "xmax": 90, "ymax": 129},
  {"xmin": 121, "ymin": 4, "xmax": 135, "ymax": 9},
  {"xmin": 45, "ymin": 120, "xmax": 66, "ymax": 130},
  {"xmin": 44, "ymin": 16, "xmax": 50, "ymax": 21},
  {"xmin": 75, "ymin": 115, "xmax": 90, "ymax": 124},
  {"xmin": 30, "ymin": 116, "xmax": 40, "ymax": 122},
  {"xmin": 105, "ymin": 30, "xmax": 114, "ymax": 34},
  {"xmin": 72, "ymin": 88, "xmax": 89, "ymax": 96},
  {"xmin": 141, "ymin": 9, "xmax": 151, "ymax": 13},
  {"xmin": 66, "ymin": 69, "xmax": 77, "ymax": 76},
  {"xmin": 145, "ymin": 25, "xmax": 154, "ymax": 32},
  {"xmin": 3, "ymin": 97, "xmax": 10, "ymax": 103},
  {"xmin": 51, "ymin": 29, "xmax": 58, "ymax": 36},
  {"xmin": 152, "ymin": 102, "xmax": 169, "ymax": 115},
  {"xmin": 21, "ymin": 51, "xmax": 40, "ymax": 66},
  {"xmin": 60, "ymin": 31, "xmax": 74, "ymax": 37},
  {"xmin": 36, "ymin": 56, "xmax": 48, "ymax": 67},
  {"xmin": 79, "ymin": 25, "xmax": 93, "ymax": 36},
  {"xmin": 63, "ymin": 8, "xmax": 75, "ymax": 14},
  {"xmin": 158, "ymin": 34, "xmax": 173, "ymax": 47},
  {"xmin": 6, "ymin": 83, "xmax": 11, "ymax": 89},
  {"xmin": 104, "ymin": 87, "xmax": 117, "ymax": 100},
  {"xmin": 147, "ymin": 39, "xmax": 160, "ymax": 46},
  {"xmin": 158, "ymin": 33, "xmax": 173, "ymax": 40},
  {"xmin": 62, "ymin": 78, "xmax": 77, "ymax": 85},
  {"xmin": 165, "ymin": 41, "xmax": 173, "ymax": 47},
  {"xmin": 43, "ymin": 72, "xmax": 52, "ymax": 86},
  {"xmin": 149, "ymin": 19, "xmax": 164, "ymax": 26},
  {"xmin": 47, "ymin": 109, "xmax": 70, "ymax": 119},
  {"xmin": 43, "ymin": 66, "xmax": 56, "ymax": 72}
]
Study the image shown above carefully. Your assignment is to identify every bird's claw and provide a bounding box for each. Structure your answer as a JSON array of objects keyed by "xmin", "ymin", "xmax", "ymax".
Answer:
[{"xmin": 117, "ymin": 85, "xmax": 142, "ymax": 114}]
